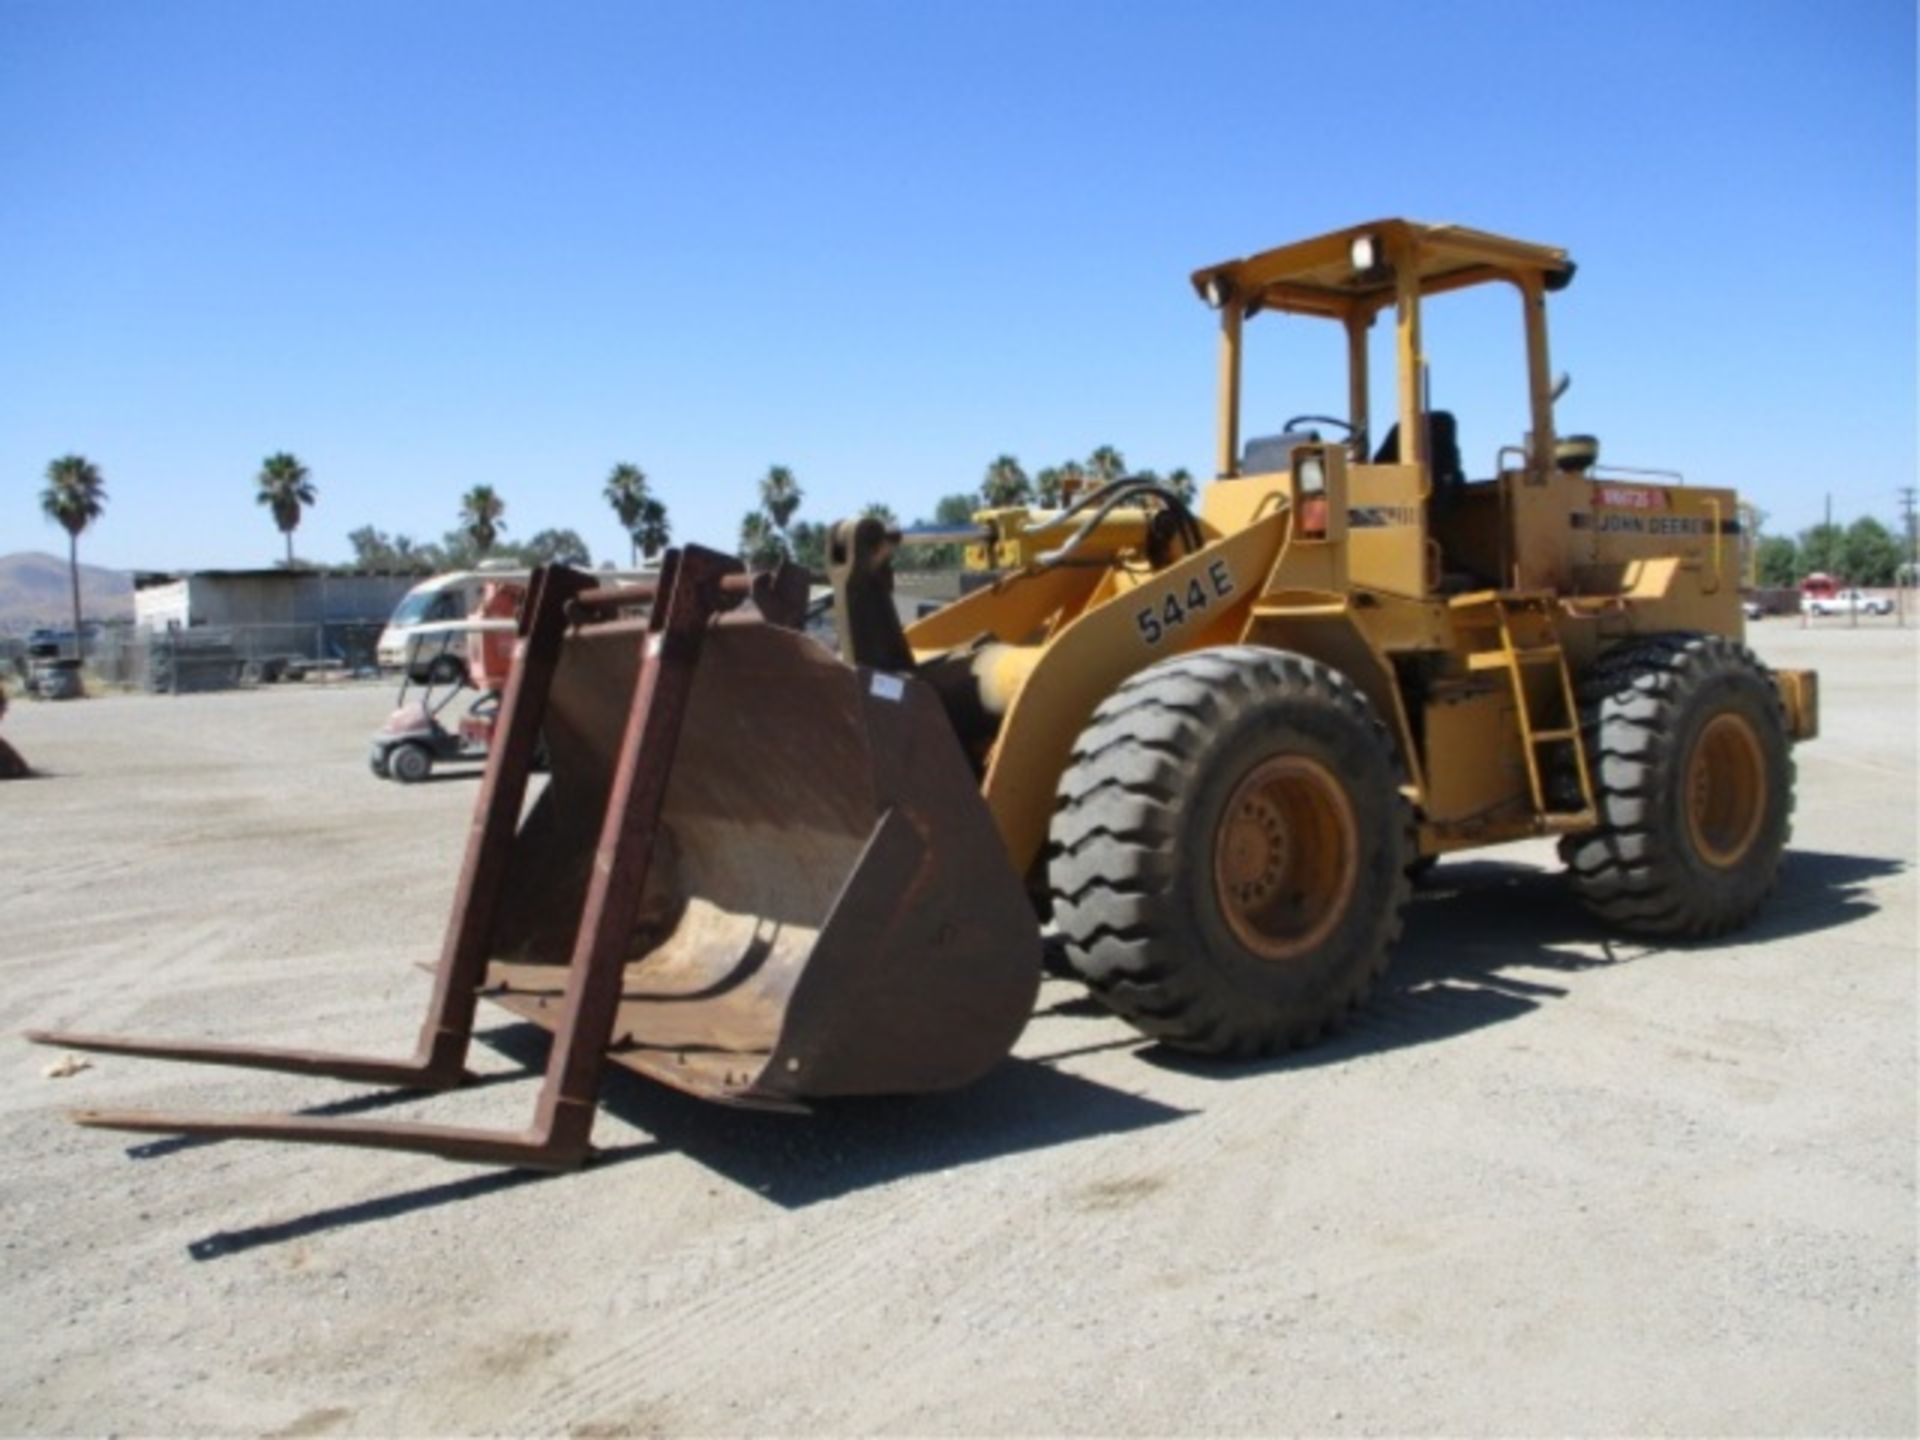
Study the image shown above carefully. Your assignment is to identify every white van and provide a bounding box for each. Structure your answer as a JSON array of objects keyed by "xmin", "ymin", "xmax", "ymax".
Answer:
[
  {"xmin": 376, "ymin": 562, "xmax": 660, "ymax": 674},
  {"xmin": 375, "ymin": 566, "xmax": 527, "ymax": 674}
]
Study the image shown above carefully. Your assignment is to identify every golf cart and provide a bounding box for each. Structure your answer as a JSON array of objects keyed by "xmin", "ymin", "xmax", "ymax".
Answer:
[{"xmin": 368, "ymin": 620, "xmax": 517, "ymax": 783}]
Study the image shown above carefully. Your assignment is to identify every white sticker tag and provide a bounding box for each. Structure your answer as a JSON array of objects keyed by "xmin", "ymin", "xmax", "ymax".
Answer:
[{"xmin": 869, "ymin": 672, "xmax": 906, "ymax": 702}]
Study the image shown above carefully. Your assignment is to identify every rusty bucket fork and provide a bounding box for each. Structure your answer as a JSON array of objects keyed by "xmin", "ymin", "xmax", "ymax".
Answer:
[{"xmin": 28, "ymin": 547, "xmax": 760, "ymax": 1171}]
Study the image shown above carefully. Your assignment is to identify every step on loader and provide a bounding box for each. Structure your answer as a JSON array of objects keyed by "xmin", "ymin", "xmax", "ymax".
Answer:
[{"xmin": 31, "ymin": 220, "xmax": 1818, "ymax": 1170}]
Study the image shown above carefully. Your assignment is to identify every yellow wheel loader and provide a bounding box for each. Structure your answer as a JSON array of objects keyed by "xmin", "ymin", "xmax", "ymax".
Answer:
[{"xmin": 31, "ymin": 220, "xmax": 1817, "ymax": 1169}]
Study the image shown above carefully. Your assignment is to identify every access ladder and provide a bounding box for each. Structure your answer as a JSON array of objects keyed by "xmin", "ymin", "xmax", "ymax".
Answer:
[{"xmin": 1454, "ymin": 593, "xmax": 1597, "ymax": 832}]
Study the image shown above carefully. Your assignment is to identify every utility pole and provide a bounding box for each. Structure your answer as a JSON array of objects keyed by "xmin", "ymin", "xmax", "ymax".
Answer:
[{"xmin": 1899, "ymin": 486, "xmax": 1917, "ymax": 628}]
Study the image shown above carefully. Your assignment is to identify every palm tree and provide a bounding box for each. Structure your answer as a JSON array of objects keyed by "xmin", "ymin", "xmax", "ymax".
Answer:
[
  {"xmin": 1087, "ymin": 445, "xmax": 1127, "ymax": 485},
  {"xmin": 39, "ymin": 455, "xmax": 107, "ymax": 664},
  {"xmin": 603, "ymin": 462, "xmax": 649, "ymax": 567},
  {"xmin": 740, "ymin": 510, "xmax": 787, "ymax": 569},
  {"xmin": 1057, "ymin": 459, "xmax": 1088, "ymax": 503},
  {"xmin": 635, "ymin": 496, "xmax": 671, "ymax": 562},
  {"xmin": 459, "ymin": 485, "xmax": 507, "ymax": 556},
  {"xmin": 1033, "ymin": 467, "xmax": 1064, "ymax": 507},
  {"xmin": 981, "ymin": 455, "xmax": 1030, "ymax": 508},
  {"xmin": 255, "ymin": 452, "xmax": 316, "ymax": 566},
  {"xmin": 760, "ymin": 465, "xmax": 803, "ymax": 531}
]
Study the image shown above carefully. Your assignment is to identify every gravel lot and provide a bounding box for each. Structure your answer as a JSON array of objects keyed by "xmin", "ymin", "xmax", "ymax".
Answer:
[{"xmin": 2, "ymin": 622, "xmax": 1914, "ymax": 1436}]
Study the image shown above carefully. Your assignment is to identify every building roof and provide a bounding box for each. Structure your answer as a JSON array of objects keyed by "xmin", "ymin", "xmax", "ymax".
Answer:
[{"xmin": 131, "ymin": 568, "xmax": 429, "ymax": 590}]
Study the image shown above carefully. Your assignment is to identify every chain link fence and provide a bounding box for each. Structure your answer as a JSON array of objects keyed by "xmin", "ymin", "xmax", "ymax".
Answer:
[{"xmin": 81, "ymin": 622, "xmax": 388, "ymax": 694}]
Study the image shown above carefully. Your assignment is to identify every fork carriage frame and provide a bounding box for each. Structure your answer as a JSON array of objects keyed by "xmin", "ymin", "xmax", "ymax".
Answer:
[{"xmin": 29, "ymin": 548, "xmax": 757, "ymax": 1171}]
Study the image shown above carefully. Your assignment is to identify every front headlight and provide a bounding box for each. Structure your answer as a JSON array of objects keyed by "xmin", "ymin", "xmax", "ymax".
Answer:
[{"xmin": 1296, "ymin": 453, "xmax": 1326, "ymax": 496}]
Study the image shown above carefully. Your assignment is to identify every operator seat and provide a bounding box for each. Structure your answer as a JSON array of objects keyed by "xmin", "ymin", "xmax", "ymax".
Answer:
[
  {"xmin": 1375, "ymin": 410, "xmax": 1487, "ymax": 591},
  {"xmin": 1371, "ymin": 410, "xmax": 1464, "ymax": 489}
]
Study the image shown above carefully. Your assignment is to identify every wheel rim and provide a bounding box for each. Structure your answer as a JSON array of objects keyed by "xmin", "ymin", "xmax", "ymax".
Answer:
[
  {"xmin": 1685, "ymin": 712, "xmax": 1766, "ymax": 868},
  {"xmin": 1213, "ymin": 755, "xmax": 1358, "ymax": 962}
]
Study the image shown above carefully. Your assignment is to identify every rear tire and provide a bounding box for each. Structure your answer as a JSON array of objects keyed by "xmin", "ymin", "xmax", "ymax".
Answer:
[
  {"xmin": 1048, "ymin": 646, "xmax": 1412, "ymax": 1055},
  {"xmin": 1561, "ymin": 633, "xmax": 1793, "ymax": 936}
]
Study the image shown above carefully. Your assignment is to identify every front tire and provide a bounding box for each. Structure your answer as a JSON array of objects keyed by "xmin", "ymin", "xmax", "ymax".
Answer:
[
  {"xmin": 1048, "ymin": 646, "xmax": 1411, "ymax": 1056},
  {"xmin": 1561, "ymin": 634, "xmax": 1793, "ymax": 936},
  {"xmin": 389, "ymin": 742, "xmax": 434, "ymax": 785}
]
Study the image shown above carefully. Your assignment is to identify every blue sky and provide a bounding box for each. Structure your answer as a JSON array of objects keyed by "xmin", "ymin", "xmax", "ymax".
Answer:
[{"xmin": 1, "ymin": 0, "xmax": 1913, "ymax": 571}]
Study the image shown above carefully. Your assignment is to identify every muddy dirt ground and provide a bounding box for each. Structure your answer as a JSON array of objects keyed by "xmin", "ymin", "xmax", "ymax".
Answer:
[{"xmin": 1, "ymin": 623, "xmax": 1913, "ymax": 1435}]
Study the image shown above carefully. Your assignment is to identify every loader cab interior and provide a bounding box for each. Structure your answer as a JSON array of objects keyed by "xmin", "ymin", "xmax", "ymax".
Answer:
[{"xmin": 1192, "ymin": 220, "xmax": 1577, "ymax": 595}]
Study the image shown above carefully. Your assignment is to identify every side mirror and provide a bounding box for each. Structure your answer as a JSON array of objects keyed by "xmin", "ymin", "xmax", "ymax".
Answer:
[{"xmin": 1550, "ymin": 372, "xmax": 1572, "ymax": 404}]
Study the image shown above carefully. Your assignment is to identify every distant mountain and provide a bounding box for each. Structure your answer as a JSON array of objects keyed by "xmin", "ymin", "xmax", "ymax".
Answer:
[{"xmin": 0, "ymin": 551, "xmax": 135, "ymax": 629}]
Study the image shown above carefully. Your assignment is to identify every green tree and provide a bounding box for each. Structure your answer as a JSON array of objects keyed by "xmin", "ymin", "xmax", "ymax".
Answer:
[
  {"xmin": 635, "ymin": 496, "xmax": 671, "ymax": 562},
  {"xmin": 603, "ymin": 462, "xmax": 649, "ymax": 566},
  {"xmin": 1087, "ymin": 445, "xmax": 1127, "ymax": 485},
  {"xmin": 347, "ymin": 525, "xmax": 390, "ymax": 566},
  {"xmin": 788, "ymin": 520, "xmax": 829, "ymax": 573},
  {"xmin": 910, "ymin": 493, "xmax": 984, "ymax": 570},
  {"xmin": 1165, "ymin": 467, "xmax": 1197, "ymax": 504},
  {"xmin": 39, "ymin": 454, "xmax": 107, "ymax": 663},
  {"xmin": 760, "ymin": 465, "xmax": 803, "ymax": 531},
  {"xmin": 740, "ymin": 510, "xmax": 788, "ymax": 569},
  {"xmin": 1797, "ymin": 522, "xmax": 1844, "ymax": 578},
  {"xmin": 934, "ymin": 493, "xmax": 980, "ymax": 525},
  {"xmin": 1841, "ymin": 516, "xmax": 1902, "ymax": 586},
  {"xmin": 459, "ymin": 485, "xmax": 507, "ymax": 557},
  {"xmin": 346, "ymin": 526, "xmax": 435, "ymax": 572},
  {"xmin": 861, "ymin": 502, "xmax": 900, "ymax": 528},
  {"xmin": 521, "ymin": 527, "xmax": 593, "ymax": 566},
  {"xmin": 256, "ymin": 452, "xmax": 316, "ymax": 566},
  {"xmin": 1755, "ymin": 534, "xmax": 1798, "ymax": 588},
  {"xmin": 1034, "ymin": 467, "xmax": 1064, "ymax": 507},
  {"xmin": 981, "ymin": 455, "xmax": 1030, "ymax": 507}
]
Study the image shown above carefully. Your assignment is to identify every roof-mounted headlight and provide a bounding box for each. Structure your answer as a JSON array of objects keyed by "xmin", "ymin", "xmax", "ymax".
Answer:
[{"xmin": 1202, "ymin": 275, "xmax": 1233, "ymax": 310}]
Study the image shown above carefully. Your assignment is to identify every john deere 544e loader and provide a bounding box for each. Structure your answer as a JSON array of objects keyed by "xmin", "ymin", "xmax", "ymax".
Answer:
[{"xmin": 32, "ymin": 220, "xmax": 1816, "ymax": 1169}]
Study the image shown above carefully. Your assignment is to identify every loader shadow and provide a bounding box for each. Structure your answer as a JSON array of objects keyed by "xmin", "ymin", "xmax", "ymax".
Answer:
[
  {"xmin": 185, "ymin": 1036, "xmax": 1188, "ymax": 1256},
  {"xmin": 1136, "ymin": 847, "xmax": 1899, "ymax": 1082},
  {"xmin": 1731, "ymin": 848, "xmax": 1899, "ymax": 942},
  {"xmin": 408, "ymin": 768, "xmax": 484, "ymax": 785},
  {"xmin": 183, "ymin": 849, "xmax": 1889, "ymax": 1254},
  {"xmin": 186, "ymin": 1139, "xmax": 666, "ymax": 1261},
  {"xmin": 478, "ymin": 1024, "xmax": 1189, "ymax": 1210}
]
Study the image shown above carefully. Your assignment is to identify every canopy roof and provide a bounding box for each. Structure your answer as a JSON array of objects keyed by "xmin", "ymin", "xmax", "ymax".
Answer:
[{"xmin": 1190, "ymin": 219, "xmax": 1574, "ymax": 320}]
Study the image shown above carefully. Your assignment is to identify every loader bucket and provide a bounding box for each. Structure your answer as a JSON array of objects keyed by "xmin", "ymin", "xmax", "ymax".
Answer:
[
  {"xmin": 27, "ymin": 549, "xmax": 1041, "ymax": 1169},
  {"xmin": 480, "ymin": 612, "xmax": 1042, "ymax": 1107}
]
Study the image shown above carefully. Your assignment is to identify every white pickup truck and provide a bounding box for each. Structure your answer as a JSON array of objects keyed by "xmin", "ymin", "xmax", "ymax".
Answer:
[{"xmin": 1802, "ymin": 588, "xmax": 1893, "ymax": 617}]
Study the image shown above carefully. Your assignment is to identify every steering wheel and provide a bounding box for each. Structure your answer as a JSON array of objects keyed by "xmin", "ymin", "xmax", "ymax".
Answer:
[{"xmin": 1282, "ymin": 414, "xmax": 1354, "ymax": 436}]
